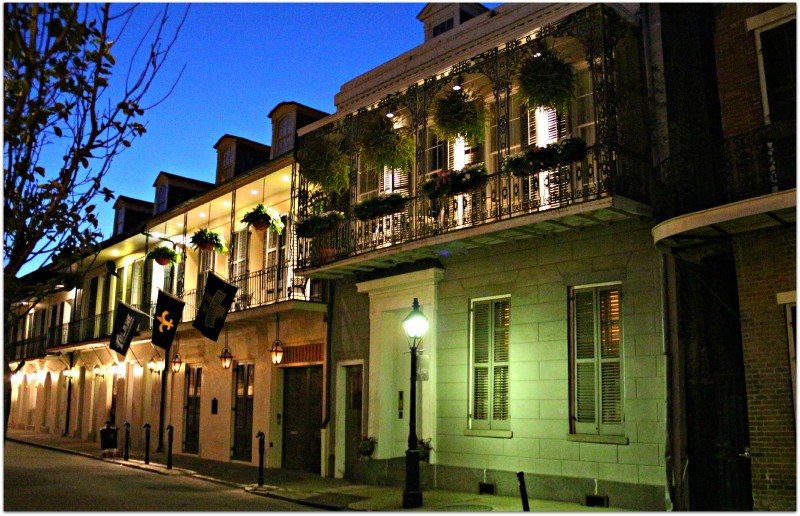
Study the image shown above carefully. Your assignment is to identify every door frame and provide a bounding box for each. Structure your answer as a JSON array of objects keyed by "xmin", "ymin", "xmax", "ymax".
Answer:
[{"xmin": 334, "ymin": 359, "xmax": 365, "ymax": 479}]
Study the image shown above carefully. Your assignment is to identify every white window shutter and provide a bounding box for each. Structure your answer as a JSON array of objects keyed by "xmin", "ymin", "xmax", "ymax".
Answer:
[
  {"xmin": 472, "ymin": 302, "xmax": 490, "ymax": 427},
  {"xmin": 574, "ymin": 290, "xmax": 597, "ymax": 433},
  {"xmin": 599, "ymin": 288, "xmax": 623, "ymax": 433}
]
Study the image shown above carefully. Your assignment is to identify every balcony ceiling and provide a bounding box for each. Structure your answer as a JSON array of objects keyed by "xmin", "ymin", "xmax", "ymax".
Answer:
[{"xmin": 301, "ymin": 196, "xmax": 652, "ymax": 279}]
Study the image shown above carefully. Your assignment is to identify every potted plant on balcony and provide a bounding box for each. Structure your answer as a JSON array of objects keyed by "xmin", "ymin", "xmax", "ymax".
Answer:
[
  {"xmin": 190, "ymin": 228, "xmax": 228, "ymax": 253},
  {"xmin": 431, "ymin": 88, "xmax": 487, "ymax": 144},
  {"xmin": 558, "ymin": 137, "xmax": 588, "ymax": 163},
  {"xmin": 358, "ymin": 112, "xmax": 415, "ymax": 173},
  {"xmin": 353, "ymin": 193, "xmax": 408, "ymax": 221},
  {"xmin": 501, "ymin": 151, "xmax": 531, "ymax": 177},
  {"xmin": 146, "ymin": 246, "xmax": 182, "ymax": 266},
  {"xmin": 297, "ymin": 134, "xmax": 351, "ymax": 195},
  {"xmin": 295, "ymin": 210, "xmax": 345, "ymax": 238},
  {"xmin": 527, "ymin": 144, "xmax": 561, "ymax": 172},
  {"xmin": 451, "ymin": 162, "xmax": 488, "ymax": 194},
  {"xmin": 516, "ymin": 45, "xmax": 575, "ymax": 112},
  {"xmin": 241, "ymin": 204, "xmax": 284, "ymax": 233},
  {"xmin": 422, "ymin": 169, "xmax": 457, "ymax": 200}
]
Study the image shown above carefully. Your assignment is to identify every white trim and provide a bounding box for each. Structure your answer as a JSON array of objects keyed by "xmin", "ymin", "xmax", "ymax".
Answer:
[
  {"xmin": 777, "ymin": 290, "xmax": 796, "ymax": 305},
  {"xmin": 745, "ymin": 5, "xmax": 795, "ymax": 32}
]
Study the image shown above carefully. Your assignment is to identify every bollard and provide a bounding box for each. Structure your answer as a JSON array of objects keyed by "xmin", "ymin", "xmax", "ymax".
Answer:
[
  {"xmin": 123, "ymin": 422, "xmax": 131, "ymax": 461},
  {"xmin": 517, "ymin": 471, "xmax": 530, "ymax": 512},
  {"xmin": 256, "ymin": 431, "xmax": 266, "ymax": 486},
  {"xmin": 144, "ymin": 423, "xmax": 151, "ymax": 465},
  {"xmin": 166, "ymin": 425, "xmax": 174, "ymax": 470}
]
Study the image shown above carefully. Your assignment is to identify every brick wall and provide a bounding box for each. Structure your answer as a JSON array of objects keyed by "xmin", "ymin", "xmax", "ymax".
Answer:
[
  {"xmin": 714, "ymin": 4, "xmax": 777, "ymax": 137},
  {"xmin": 734, "ymin": 225, "xmax": 796, "ymax": 510}
]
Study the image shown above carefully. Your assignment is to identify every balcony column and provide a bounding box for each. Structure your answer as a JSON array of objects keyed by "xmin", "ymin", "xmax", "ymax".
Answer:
[{"xmin": 228, "ymin": 190, "xmax": 236, "ymax": 280}]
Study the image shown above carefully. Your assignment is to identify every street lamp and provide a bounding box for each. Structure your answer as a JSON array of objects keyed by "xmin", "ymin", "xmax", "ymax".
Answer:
[
  {"xmin": 402, "ymin": 297, "xmax": 429, "ymax": 508},
  {"xmin": 171, "ymin": 353, "xmax": 182, "ymax": 373}
]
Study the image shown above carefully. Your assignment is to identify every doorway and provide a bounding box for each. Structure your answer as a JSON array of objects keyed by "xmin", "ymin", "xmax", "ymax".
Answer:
[
  {"xmin": 183, "ymin": 366, "xmax": 201, "ymax": 454},
  {"xmin": 344, "ymin": 365, "xmax": 363, "ymax": 476},
  {"xmin": 231, "ymin": 363, "xmax": 255, "ymax": 461},
  {"xmin": 282, "ymin": 366, "xmax": 322, "ymax": 472}
]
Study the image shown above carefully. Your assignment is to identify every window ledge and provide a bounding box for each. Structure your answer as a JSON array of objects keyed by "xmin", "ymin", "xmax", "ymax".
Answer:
[
  {"xmin": 464, "ymin": 429, "xmax": 513, "ymax": 439},
  {"xmin": 567, "ymin": 434, "xmax": 629, "ymax": 445}
]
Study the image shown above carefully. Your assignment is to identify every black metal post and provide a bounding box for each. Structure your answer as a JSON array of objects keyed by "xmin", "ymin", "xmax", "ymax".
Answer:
[
  {"xmin": 403, "ymin": 344, "xmax": 422, "ymax": 508},
  {"xmin": 144, "ymin": 423, "xmax": 151, "ymax": 464},
  {"xmin": 517, "ymin": 471, "xmax": 530, "ymax": 511},
  {"xmin": 123, "ymin": 422, "xmax": 130, "ymax": 460},
  {"xmin": 166, "ymin": 425, "xmax": 174, "ymax": 469},
  {"xmin": 257, "ymin": 431, "xmax": 265, "ymax": 486},
  {"xmin": 156, "ymin": 361, "xmax": 168, "ymax": 452}
]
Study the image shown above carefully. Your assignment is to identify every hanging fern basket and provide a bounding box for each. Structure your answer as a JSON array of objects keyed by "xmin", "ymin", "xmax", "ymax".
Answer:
[
  {"xmin": 297, "ymin": 135, "xmax": 351, "ymax": 195},
  {"xmin": 357, "ymin": 112, "xmax": 415, "ymax": 172},
  {"xmin": 516, "ymin": 46, "xmax": 576, "ymax": 112},
  {"xmin": 431, "ymin": 89, "xmax": 487, "ymax": 144}
]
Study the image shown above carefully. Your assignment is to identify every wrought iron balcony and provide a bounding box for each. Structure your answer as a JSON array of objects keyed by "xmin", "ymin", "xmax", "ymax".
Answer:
[
  {"xmin": 296, "ymin": 145, "xmax": 651, "ymax": 269},
  {"xmin": 654, "ymin": 121, "xmax": 796, "ymax": 220},
  {"xmin": 7, "ymin": 265, "xmax": 321, "ymax": 361}
]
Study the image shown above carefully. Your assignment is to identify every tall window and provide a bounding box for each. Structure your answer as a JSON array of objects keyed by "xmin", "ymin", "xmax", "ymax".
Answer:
[
  {"xmin": 570, "ymin": 285, "xmax": 623, "ymax": 436},
  {"xmin": 356, "ymin": 159, "xmax": 409, "ymax": 202},
  {"xmin": 758, "ymin": 19, "xmax": 796, "ymax": 123},
  {"xmin": 470, "ymin": 297, "xmax": 510, "ymax": 430},
  {"xmin": 155, "ymin": 184, "xmax": 168, "ymax": 214}
]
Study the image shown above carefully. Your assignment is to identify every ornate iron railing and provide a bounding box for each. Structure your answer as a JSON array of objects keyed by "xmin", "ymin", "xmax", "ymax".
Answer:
[
  {"xmin": 654, "ymin": 122, "xmax": 796, "ymax": 220},
  {"xmin": 7, "ymin": 265, "xmax": 322, "ymax": 361},
  {"xmin": 297, "ymin": 146, "xmax": 651, "ymax": 268}
]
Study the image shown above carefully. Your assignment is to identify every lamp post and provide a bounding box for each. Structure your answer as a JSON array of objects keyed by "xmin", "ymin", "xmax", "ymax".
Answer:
[{"xmin": 402, "ymin": 298, "xmax": 429, "ymax": 509}]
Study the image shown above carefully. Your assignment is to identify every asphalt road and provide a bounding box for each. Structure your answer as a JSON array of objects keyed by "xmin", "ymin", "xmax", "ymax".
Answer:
[{"xmin": 3, "ymin": 441, "xmax": 319, "ymax": 511}]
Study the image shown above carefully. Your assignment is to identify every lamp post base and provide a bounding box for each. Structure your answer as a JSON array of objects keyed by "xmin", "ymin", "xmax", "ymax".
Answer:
[{"xmin": 403, "ymin": 490, "xmax": 423, "ymax": 509}]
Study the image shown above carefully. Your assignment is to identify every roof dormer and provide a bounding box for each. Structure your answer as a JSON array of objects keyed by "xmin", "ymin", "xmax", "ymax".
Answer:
[
  {"xmin": 267, "ymin": 102, "xmax": 329, "ymax": 160},
  {"xmin": 212, "ymin": 135, "xmax": 272, "ymax": 184},
  {"xmin": 152, "ymin": 172, "xmax": 214, "ymax": 215},
  {"xmin": 112, "ymin": 196, "xmax": 154, "ymax": 236},
  {"xmin": 417, "ymin": 3, "xmax": 490, "ymax": 41}
]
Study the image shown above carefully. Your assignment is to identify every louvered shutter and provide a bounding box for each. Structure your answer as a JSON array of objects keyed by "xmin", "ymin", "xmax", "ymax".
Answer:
[
  {"xmin": 520, "ymin": 104, "xmax": 530, "ymax": 148},
  {"xmin": 472, "ymin": 302, "xmax": 491, "ymax": 426},
  {"xmin": 471, "ymin": 298, "xmax": 511, "ymax": 430},
  {"xmin": 599, "ymin": 288, "xmax": 622, "ymax": 434},
  {"xmin": 574, "ymin": 290, "xmax": 597, "ymax": 433}
]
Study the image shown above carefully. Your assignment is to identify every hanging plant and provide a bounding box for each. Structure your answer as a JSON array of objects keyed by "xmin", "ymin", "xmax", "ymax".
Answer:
[
  {"xmin": 358, "ymin": 112, "xmax": 415, "ymax": 172},
  {"xmin": 353, "ymin": 193, "xmax": 408, "ymax": 221},
  {"xmin": 190, "ymin": 228, "xmax": 228, "ymax": 254},
  {"xmin": 516, "ymin": 46, "xmax": 575, "ymax": 112},
  {"xmin": 297, "ymin": 134, "xmax": 351, "ymax": 194},
  {"xmin": 431, "ymin": 89, "xmax": 487, "ymax": 144},
  {"xmin": 146, "ymin": 246, "xmax": 182, "ymax": 266},
  {"xmin": 295, "ymin": 211, "xmax": 345, "ymax": 238},
  {"xmin": 241, "ymin": 204, "xmax": 284, "ymax": 234}
]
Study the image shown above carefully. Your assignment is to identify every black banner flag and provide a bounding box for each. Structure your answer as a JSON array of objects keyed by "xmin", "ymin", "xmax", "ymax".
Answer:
[
  {"xmin": 192, "ymin": 271, "xmax": 238, "ymax": 341},
  {"xmin": 152, "ymin": 289, "xmax": 185, "ymax": 350},
  {"xmin": 109, "ymin": 302, "xmax": 149, "ymax": 357}
]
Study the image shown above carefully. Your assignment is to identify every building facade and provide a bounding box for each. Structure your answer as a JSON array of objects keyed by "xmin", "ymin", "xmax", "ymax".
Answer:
[{"xmin": 7, "ymin": 3, "xmax": 795, "ymax": 512}]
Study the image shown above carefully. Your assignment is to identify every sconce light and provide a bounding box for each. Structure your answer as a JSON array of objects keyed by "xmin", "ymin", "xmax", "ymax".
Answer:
[
  {"xmin": 148, "ymin": 359, "xmax": 163, "ymax": 375},
  {"xmin": 62, "ymin": 368, "xmax": 73, "ymax": 379},
  {"xmin": 386, "ymin": 104, "xmax": 397, "ymax": 119},
  {"xmin": 451, "ymin": 73, "xmax": 464, "ymax": 91},
  {"xmin": 219, "ymin": 346, "xmax": 233, "ymax": 369},
  {"xmin": 171, "ymin": 353, "xmax": 182, "ymax": 373},
  {"xmin": 270, "ymin": 340, "xmax": 284, "ymax": 365},
  {"xmin": 93, "ymin": 365, "xmax": 104, "ymax": 378}
]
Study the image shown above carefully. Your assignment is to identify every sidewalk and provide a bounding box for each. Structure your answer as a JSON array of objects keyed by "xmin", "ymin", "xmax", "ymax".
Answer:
[{"xmin": 5, "ymin": 429, "xmax": 618, "ymax": 512}]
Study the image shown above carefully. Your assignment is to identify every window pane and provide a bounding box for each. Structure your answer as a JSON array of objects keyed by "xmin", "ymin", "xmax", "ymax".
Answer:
[{"xmin": 599, "ymin": 289, "xmax": 621, "ymax": 358}]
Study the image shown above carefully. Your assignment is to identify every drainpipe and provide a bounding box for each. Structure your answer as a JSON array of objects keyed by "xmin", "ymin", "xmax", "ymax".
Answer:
[
  {"xmin": 322, "ymin": 280, "xmax": 336, "ymax": 477},
  {"xmin": 62, "ymin": 352, "xmax": 74, "ymax": 437}
]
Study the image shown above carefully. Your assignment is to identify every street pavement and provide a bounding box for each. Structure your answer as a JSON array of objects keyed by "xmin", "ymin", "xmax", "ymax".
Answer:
[{"xmin": 6, "ymin": 428, "xmax": 622, "ymax": 511}]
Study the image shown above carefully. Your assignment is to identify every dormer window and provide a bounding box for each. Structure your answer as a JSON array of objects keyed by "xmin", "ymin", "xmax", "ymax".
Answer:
[
  {"xmin": 433, "ymin": 18, "xmax": 454, "ymax": 37},
  {"xmin": 114, "ymin": 208, "xmax": 125, "ymax": 236},
  {"xmin": 155, "ymin": 184, "xmax": 168, "ymax": 214},
  {"xmin": 219, "ymin": 145, "xmax": 235, "ymax": 181},
  {"xmin": 275, "ymin": 116, "xmax": 294, "ymax": 156}
]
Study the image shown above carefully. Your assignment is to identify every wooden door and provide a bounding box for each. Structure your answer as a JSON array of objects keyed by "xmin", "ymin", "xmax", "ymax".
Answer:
[{"xmin": 282, "ymin": 366, "xmax": 322, "ymax": 472}]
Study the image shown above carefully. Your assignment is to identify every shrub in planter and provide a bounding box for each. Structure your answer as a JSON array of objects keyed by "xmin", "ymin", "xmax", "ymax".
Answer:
[
  {"xmin": 516, "ymin": 46, "xmax": 575, "ymax": 112},
  {"xmin": 358, "ymin": 436, "xmax": 377, "ymax": 458},
  {"xmin": 353, "ymin": 193, "xmax": 408, "ymax": 221},
  {"xmin": 190, "ymin": 228, "xmax": 228, "ymax": 253},
  {"xmin": 241, "ymin": 204, "xmax": 284, "ymax": 233},
  {"xmin": 146, "ymin": 246, "xmax": 182, "ymax": 266},
  {"xmin": 358, "ymin": 112, "xmax": 415, "ymax": 173},
  {"xmin": 295, "ymin": 211, "xmax": 345, "ymax": 238},
  {"xmin": 431, "ymin": 89, "xmax": 487, "ymax": 144},
  {"xmin": 418, "ymin": 438, "xmax": 434, "ymax": 462},
  {"xmin": 297, "ymin": 134, "xmax": 351, "ymax": 194},
  {"xmin": 558, "ymin": 137, "xmax": 588, "ymax": 163}
]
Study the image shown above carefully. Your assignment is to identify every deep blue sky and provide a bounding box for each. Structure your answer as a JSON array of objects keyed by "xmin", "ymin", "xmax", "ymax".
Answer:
[{"xmin": 95, "ymin": 2, "xmax": 436, "ymax": 236}]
